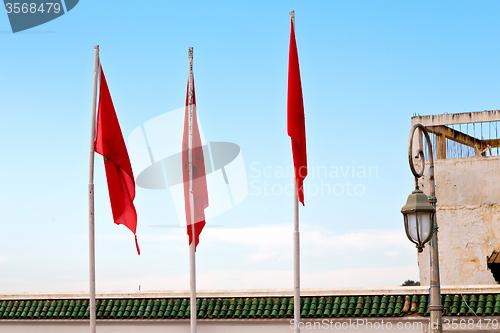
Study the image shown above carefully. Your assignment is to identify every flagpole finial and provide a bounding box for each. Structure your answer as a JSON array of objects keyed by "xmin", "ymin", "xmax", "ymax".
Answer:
[
  {"xmin": 94, "ymin": 45, "xmax": 99, "ymax": 50},
  {"xmin": 290, "ymin": 10, "xmax": 295, "ymax": 18},
  {"xmin": 188, "ymin": 47, "xmax": 193, "ymax": 74}
]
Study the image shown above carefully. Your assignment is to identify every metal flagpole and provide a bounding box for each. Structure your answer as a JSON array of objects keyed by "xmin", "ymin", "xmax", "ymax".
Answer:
[
  {"xmin": 290, "ymin": 11, "xmax": 301, "ymax": 333},
  {"xmin": 294, "ymin": 182, "xmax": 300, "ymax": 333},
  {"xmin": 88, "ymin": 45, "xmax": 100, "ymax": 333},
  {"xmin": 187, "ymin": 47, "xmax": 197, "ymax": 333}
]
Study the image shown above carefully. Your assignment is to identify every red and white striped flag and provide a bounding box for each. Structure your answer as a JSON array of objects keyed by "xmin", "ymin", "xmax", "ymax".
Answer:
[{"xmin": 182, "ymin": 69, "xmax": 209, "ymax": 250}]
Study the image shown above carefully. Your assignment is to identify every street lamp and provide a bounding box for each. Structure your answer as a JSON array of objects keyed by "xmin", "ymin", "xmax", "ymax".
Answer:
[
  {"xmin": 401, "ymin": 189, "xmax": 435, "ymax": 252},
  {"xmin": 403, "ymin": 124, "xmax": 442, "ymax": 333}
]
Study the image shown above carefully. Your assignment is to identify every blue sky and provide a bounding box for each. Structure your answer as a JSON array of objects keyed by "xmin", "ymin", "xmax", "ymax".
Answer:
[{"xmin": 1, "ymin": 0, "xmax": 500, "ymax": 292}]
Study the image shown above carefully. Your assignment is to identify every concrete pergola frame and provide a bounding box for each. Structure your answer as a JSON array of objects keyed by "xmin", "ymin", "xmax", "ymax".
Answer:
[{"xmin": 411, "ymin": 110, "xmax": 500, "ymax": 159}]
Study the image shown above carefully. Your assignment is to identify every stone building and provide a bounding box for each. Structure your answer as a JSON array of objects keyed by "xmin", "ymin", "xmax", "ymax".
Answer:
[{"xmin": 411, "ymin": 110, "xmax": 500, "ymax": 285}]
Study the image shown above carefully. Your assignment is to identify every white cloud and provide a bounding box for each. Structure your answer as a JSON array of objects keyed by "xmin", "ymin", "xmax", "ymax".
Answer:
[
  {"xmin": 0, "ymin": 225, "xmax": 419, "ymax": 293},
  {"xmin": 200, "ymin": 224, "xmax": 415, "ymax": 264},
  {"xmin": 97, "ymin": 224, "xmax": 414, "ymax": 265}
]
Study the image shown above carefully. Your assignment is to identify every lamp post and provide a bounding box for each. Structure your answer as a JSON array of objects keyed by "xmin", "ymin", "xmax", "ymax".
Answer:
[{"xmin": 402, "ymin": 124, "xmax": 442, "ymax": 333}]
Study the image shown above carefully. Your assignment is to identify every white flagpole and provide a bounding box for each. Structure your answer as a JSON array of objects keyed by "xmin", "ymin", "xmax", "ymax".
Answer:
[
  {"xmin": 88, "ymin": 45, "xmax": 100, "ymax": 333},
  {"xmin": 290, "ymin": 11, "xmax": 301, "ymax": 333},
  {"xmin": 294, "ymin": 182, "xmax": 300, "ymax": 333},
  {"xmin": 187, "ymin": 47, "xmax": 197, "ymax": 333}
]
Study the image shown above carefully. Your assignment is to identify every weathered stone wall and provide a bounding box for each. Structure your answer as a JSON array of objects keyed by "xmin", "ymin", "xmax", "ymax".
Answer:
[{"xmin": 417, "ymin": 156, "xmax": 500, "ymax": 285}]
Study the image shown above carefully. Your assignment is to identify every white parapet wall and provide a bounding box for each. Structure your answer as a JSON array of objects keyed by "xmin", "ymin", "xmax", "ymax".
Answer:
[
  {"xmin": 418, "ymin": 156, "xmax": 500, "ymax": 285},
  {"xmin": 0, "ymin": 318, "xmax": 431, "ymax": 333}
]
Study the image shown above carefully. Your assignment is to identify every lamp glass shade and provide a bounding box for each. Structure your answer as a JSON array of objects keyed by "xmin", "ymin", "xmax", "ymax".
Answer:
[
  {"xmin": 401, "ymin": 189, "xmax": 436, "ymax": 251},
  {"xmin": 406, "ymin": 211, "xmax": 432, "ymax": 244}
]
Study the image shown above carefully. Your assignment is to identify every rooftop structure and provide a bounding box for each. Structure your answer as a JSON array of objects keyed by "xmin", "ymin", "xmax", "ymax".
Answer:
[{"xmin": 411, "ymin": 110, "xmax": 500, "ymax": 285}]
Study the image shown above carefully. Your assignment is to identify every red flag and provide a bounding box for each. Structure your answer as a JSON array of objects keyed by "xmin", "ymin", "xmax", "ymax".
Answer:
[
  {"xmin": 288, "ymin": 18, "xmax": 307, "ymax": 205},
  {"xmin": 95, "ymin": 65, "xmax": 140, "ymax": 255},
  {"xmin": 182, "ymin": 72, "xmax": 209, "ymax": 251}
]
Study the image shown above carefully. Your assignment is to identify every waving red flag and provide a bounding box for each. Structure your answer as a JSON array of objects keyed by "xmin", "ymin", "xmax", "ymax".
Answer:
[
  {"xmin": 288, "ymin": 18, "xmax": 307, "ymax": 205},
  {"xmin": 95, "ymin": 66, "xmax": 140, "ymax": 254},
  {"xmin": 182, "ymin": 72, "xmax": 209, "ymax": 251}
]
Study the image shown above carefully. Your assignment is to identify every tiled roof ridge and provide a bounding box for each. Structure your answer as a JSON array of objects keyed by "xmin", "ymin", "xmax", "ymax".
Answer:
[
  {"xmin": 2, "ymin": 285, "xmax": 500, "ymax": 300},
  {"xmin": 3, "ymin": 290, "xmax": 500, "ymax": 320}
]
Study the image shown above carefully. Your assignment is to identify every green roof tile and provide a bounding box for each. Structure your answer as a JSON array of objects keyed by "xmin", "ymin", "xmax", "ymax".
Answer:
[
  {"xmin": 234, "ymin": 298, "xmax": 243, "ymax": 318},
  {"xmin": 111, "ymin": 300, "xmax": 119, "ymax": 318},
  {"xmin": 163, "ymin": 299, "xmax": 173, "ymax": 318},
  {"xmin": 51, "ymin": 301, "xmax": 60, "ymax": 317},
  {"xmin": 417, "ymin": 297, "xmax": 426, "ymax": 315},
  {"xmin": 226, "ymin": 298, "xmax": 236, "ymax": 318},
  {"xmin": 353, "ymin": 297, "xmax": 362, "ymax": 317},
  {"xmin": 22, "ymin": 301, "xmax": 31, "ymax": 318},
  {"xmin": 378, "ymin": 302, "xmax": 386, "ymax": 317},
  {"xmin": 158, "ymin": 299, "xmax": 167, "ymax": 316},
  {"xmin": 386, "ymin": 298, "xmax": 394, "ymax": 316},
  {"xmin": 323, "ymin": 297, "xmax": 332, "ymax": 317},
  {"xmin": 459, "ymin": 301, "xmax": 467, "ymax": 315},
  {"xmin": 443, "ymin": 296, "xmax": 451, "ymax": 316},
  {"xmin": 42, "ymin": 300, "xmax": 50, "ymax": 318},
  {"xmin": 175, "ymin": 299, "xmax": 185, "ymax": 318},
  {"xmin": 331, "ymin": 306, "xmax": 339, "ymax": 317},
  {"xmin": 97, "ymin": 300, "xmax": 105, "ymax": 318},
  {"xmin": 3, "ymin": 302, "xmax": 11, "ymax": 318},
  {"xmin": 185, "ymin": 301, "xmax": 191, "ymax": 319},
  {"xmin": 308, "ymin": 298, "xmax": 317, "ymax": 318},
  {"xmin": 0, "ymin": 301, "xmax": 6, "ymax": 313},
  {"xmin": 151, "ymin": 299, "xmax": 160, "ymax": 318},
  {"xmin": 198, "ymin": 299, "xmax": 207, "ymax": 319},
  {"xmin": 14, "ymin": 301, "xmax": 22, "ymax": 318},
  {"xmin": 79, "ymin": 300, "xmax": 88, "ymax": 319},
  {"xmin": 277, "ymin": 298, "xmax": 287, "ymax": 318},
  {"xmin": 221, "ymin": 299, "xmax": 230, "ymax": 318},
  {"xmin": 346, "ymin": 298, "xmax": 355, "ymax": 317},
  {"xmin": 286, "ymin": 298, "xmax": 294, "ymax": 318},
  {"xmin": 5, "ymin": 293, "xmax": 500, "ymax": 321},
  {"xmin": 248, "ymin": 299, "xmax": 256, "ymax": 318},
  {"xmin": 212, "ymin": 299, "xmax": 221, "ymax": 318},
  {"xmin": 301, "ymin": 298, "xmax": 310, "ymax": 317},
  {"xmin": 270, "ymin": 298, "xmax": 279, "ymax": 318},
  {"xmin": 450, "ymin": 296, "xmax": 459, "ymax": 315},
  {"xmin": 103, "ymin": 300, "xmax": 111, "ymax": 317},
  {"xmin": 477, "ymin": 303, "xmax": 484, "ymax": 315},
  {"xmin": 71, "ymin": 300, "xmax": 80, "ymax": 319},
  {"xmin": 410, "ymin": 296, "xmax": 418, "ymax": 314},
  {"xmin": 205, "ymin": 299, "xmax": 215, "ymax": 318}
]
